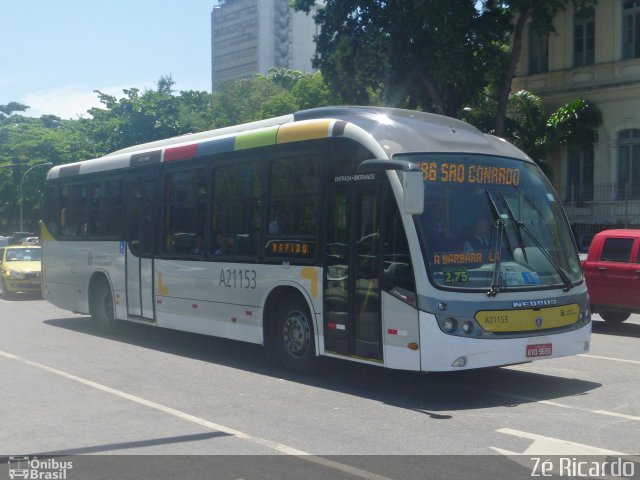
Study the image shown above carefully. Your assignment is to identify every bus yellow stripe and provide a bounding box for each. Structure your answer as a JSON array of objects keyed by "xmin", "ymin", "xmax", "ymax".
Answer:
[
  {"xmin": 300, "ymin": 267, "xmax": 318, "ymax": 298},
  {"xmin": 277, "ymin": 120, "xmax": 333, "ymax": 144},
  {"xmin": 476, "ymin": 304, "xmax": 580, "ymax": 332},
  {"xmin": 40, "ymin": 222, "xmax": 55, "ymax": 242}
]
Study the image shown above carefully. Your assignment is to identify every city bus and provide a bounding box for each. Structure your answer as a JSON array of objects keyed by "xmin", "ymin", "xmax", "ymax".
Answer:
[{"xmin": 41, "ymin": 106, "xmax": 591, "ymax": 373}]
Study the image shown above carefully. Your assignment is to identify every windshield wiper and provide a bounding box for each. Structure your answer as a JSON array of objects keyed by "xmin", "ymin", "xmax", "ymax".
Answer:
[
  {"xmin": 485, "ymin": 190, "xmax": 504, "ymax": 297},
  {"xmin": 499, "ymin": 192, "xmax": 528, "ymax": 263},
  {"xmin": 501, "ymin": 193, "xmax": 573, "ymax": 292}
]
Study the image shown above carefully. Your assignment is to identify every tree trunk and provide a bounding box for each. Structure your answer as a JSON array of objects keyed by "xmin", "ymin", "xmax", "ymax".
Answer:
[
  {"xmin": 495, "ymin": 5, "xmax": 533, "ymax": 137},
  {"xmin": 414, "ymin": 67, "xmax": 447, "ymax": 116}
]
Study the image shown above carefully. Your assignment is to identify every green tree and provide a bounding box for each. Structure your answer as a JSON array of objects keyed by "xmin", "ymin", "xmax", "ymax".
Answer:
[
  {"xmin": 0, "ymin": 114, "xmax": 90, "ymax": 231},
  {"xmin": 292, "ymin": 0, "xmax": 509, "ymax": 115},
  {"xmin": 293, "ymin": 0, "xmax": 596, "ymax": 135},
  {"xmin": 0, "ymin": 102, "xmax": 29, "ymax": 122},
  {"xmin": 503, "ymin": 91, "xmax": 601, "ymax": 178}
]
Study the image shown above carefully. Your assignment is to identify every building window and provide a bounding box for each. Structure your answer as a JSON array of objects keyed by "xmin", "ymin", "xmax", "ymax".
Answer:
[
  {"xmin": 616, "ymin": 129, "xmax": 640, "ymax": 199},
  {"xmin": 565, "ymin": 146, "xmax": 594, "ymax": 202},
  {"xmin": 622, "ymin": 1, "xmax": 640, "ymax": 59},
  {"xmin": 574, "ymin": 7, "xmax": 595, "ymax": 66},
  {"xmin": 529, "ymin": 25, "xmax": 549, "ymax": 74}
]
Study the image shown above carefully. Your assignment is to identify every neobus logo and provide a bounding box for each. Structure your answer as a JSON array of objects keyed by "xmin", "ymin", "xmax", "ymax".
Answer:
[{"xmin": 512, "ymin": 299, "xmax": 557, "ymax": 308}]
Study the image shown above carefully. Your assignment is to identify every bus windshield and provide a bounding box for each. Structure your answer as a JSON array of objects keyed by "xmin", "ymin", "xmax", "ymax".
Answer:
[{"xmin": 396, "ymin": 153, "xmax": 582, "ymax": 292}]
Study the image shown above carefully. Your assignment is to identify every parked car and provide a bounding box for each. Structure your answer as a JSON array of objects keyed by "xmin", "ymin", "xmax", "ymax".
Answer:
[
  {"xmin": 8, "ymin": 232, "xmax": 36, "ymax": 245},
  {"xmin": 581, "ymin": 229, "xmax": 640, "ymax": 324},
  {"xmin": 22, "ymin": 237, "xmax": 40, "ymax": 245},
  {"xmin": 0, "ymin": 245, "xmax": 42, "ymax": 298}
]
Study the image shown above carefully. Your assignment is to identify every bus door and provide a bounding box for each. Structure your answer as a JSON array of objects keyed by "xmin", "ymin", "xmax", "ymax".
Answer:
[
  {"xmin": 125, "ymin": 176, "xmax": 156, "ymax": 320},
  {"xmin": 324, "ymin": 183, "xmax": 383, "ymax": 361}
]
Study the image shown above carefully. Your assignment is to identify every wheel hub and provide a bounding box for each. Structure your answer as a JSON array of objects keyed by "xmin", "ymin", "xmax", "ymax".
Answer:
[{"xmin": 283, "ymin": 311, "xmax": 310, "ymax": 358}]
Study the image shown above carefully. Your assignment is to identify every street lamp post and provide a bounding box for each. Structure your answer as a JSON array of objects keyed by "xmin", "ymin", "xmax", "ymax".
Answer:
[{"xmin": 19, "ymin": 162, "xmax": 53, "ymax": 232}]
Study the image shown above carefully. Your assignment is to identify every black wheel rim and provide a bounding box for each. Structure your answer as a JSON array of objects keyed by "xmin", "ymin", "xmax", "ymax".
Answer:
[{"xmin": 282, "ymin": 309, "xmax": 311, "ymax": 358}]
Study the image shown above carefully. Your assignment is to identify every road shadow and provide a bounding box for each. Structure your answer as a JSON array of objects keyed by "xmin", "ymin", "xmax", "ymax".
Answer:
[
  {"xmin": 45, "ymin": 316, "xmax": 601, "ymax": 417},
  {"xmin": 592, "ymin": 319, "xmax": 640, "ymax": 338}
]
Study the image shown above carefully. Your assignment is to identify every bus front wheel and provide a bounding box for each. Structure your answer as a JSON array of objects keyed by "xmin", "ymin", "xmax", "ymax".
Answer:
[
  {"xmin": 275, "ymin": 295, "xmax": 319, "ymax": 374},
  {"xmin": 90, "ymin": 278, "xmax": 114, "ymax": 328}
]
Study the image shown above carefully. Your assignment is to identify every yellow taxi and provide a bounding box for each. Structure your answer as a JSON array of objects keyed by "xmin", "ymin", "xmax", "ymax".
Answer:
[{"xmin": 0, "ymin": 245, "xmax": 42, "ymax": 298}]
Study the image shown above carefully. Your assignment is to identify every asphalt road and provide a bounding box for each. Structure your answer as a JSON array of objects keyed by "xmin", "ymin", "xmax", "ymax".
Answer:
[{"xmin": 0, "ymin": 296, "xmax": 639, "ymax": 479}]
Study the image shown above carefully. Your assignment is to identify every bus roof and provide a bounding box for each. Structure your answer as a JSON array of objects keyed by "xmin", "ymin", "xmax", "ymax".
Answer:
[{"xmin": 46, "ymin": 106, "xmax": 532, "ymax": 180}]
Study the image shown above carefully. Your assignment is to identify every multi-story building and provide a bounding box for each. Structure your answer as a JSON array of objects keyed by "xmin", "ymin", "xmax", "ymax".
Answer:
[
  {"xmin": 512, "ymin": 0, "xmax": 640, "ymax": 245},
  {"xmin": 210, "ymin": 0, "xmax": 319, "ymax": 89}
]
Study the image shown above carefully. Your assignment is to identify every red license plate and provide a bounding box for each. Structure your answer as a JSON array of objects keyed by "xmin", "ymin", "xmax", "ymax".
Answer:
[{"xmin": 526, "ymin": 343, "xmax": 552, "ymax": 358}]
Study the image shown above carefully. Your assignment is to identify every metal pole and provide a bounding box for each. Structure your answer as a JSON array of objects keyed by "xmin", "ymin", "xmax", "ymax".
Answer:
[{"xmin": 19, "ymin": 163, "xmax": 53, "ymax": 232}]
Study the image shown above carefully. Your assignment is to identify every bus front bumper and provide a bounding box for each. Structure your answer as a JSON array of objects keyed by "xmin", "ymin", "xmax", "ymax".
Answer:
[{"xmin": 419, "ymin": 311, "xmax": 591, "ymax": 372}]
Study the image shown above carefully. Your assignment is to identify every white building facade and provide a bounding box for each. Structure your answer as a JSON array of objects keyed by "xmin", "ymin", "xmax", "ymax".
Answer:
[{"xmin": 211, "ymin": 0, "xmax": 319, "ymax": 89}]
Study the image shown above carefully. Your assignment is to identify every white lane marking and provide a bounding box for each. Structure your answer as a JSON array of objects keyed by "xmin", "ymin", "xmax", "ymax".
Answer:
[
  {"xmin": 579, "ymin": 354, "xmax": 640, "ymax": 365},
  {"xmin": 457, "ymin": 384, "xmax": 640, "ymax": 422},
  {"xmin": 0, "ymin": 349, "xmax": 391, "ymax": 480},
  {"xmin": 493, "ymin": 428, "xmax": 629, "ymax": 456}
]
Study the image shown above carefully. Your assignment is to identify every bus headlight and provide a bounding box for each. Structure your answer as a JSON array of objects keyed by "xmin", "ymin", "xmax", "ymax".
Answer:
[{"xmin": 443, "ymin": 317, "xmax": 457, "ymax": 333}]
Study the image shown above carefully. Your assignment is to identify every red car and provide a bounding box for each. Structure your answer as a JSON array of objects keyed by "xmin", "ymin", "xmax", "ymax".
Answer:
[{"xmin": 581, "ymin": 229, "xmax": 640, "ymax": 324}]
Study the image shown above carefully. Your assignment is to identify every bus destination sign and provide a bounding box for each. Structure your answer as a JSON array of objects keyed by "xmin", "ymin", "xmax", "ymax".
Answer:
[{"xmin": 420, "ymin": 162, "xmax": 521, "ymax": 186}]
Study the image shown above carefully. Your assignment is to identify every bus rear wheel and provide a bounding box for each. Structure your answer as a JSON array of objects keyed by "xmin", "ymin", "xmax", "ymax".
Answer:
[
  {"xmin": 275, "ymin": 295, "xmax": 319, "ymax": 374},
  {"xmin": 90, "ymin": 278, "xmax": 114, "ymax": 328}
]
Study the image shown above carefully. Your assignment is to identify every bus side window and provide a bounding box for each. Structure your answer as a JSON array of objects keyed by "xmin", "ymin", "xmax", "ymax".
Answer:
[
  {"xmin": 382, "ymin": 186, "xmax": 416, "ymax": 295},
  {"xmin": 211, "ymin": 161, "xmax": 261, "ymax": 257},
  {"xmin": 267, "ymin": 154, "xmax": 320, "ymax": 237},
  {"xmin": 163, "ymin": 169, "xmax": 207, "ymax": 256}
]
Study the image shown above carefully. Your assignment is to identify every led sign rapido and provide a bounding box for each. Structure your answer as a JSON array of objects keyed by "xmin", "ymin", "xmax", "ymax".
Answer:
[{"xmin": 420, "ymin": 162, "xmax": 521, "ymax": 186}]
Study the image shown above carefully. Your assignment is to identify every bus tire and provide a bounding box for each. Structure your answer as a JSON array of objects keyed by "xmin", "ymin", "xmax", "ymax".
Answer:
[
  {"xmin": 600, "ymin": 311, "xmax": 630, "ymax": 325},
  {"xmin": 90, "ymin": 277, "xmax": 115, "ymax": 328},
  {"xmin": 275, "ymin": 294, "xmax": 319, "ymax": 374}
]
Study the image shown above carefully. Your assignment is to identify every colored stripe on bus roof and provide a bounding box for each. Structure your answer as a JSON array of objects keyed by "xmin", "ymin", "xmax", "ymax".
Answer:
[
  {"xmin": 164, "ymin": 143, "xmax": 199, "ymax": 162},
  {"xmin": 198, "ymin": 136, "xmax": 235, "ymax": 157},
  {"xmin": 235, "ymin": 127, "xmax": 279, "ymax": 151},
  {"xmin": 277, "ymin": 120, "xmax": 333, "ymax": 144},
  {"xmin": 157, "ymin": 119, "xmax": 347, "ymax": 164}
]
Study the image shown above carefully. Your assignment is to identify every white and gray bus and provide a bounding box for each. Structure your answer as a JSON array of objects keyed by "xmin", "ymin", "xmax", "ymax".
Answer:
[{"xmin": 41, "ymin": 107, "xmax": 591, "ymax": 373}]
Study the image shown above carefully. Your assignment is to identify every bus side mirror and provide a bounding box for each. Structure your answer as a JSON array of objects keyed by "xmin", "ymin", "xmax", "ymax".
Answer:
[
  {"xmin": 402, "ymin": 170, "xmax": 424, "ymax": 215},
  {"xmin": 358, "ymin": 159, "xmax": 424, "ymax": 216}
]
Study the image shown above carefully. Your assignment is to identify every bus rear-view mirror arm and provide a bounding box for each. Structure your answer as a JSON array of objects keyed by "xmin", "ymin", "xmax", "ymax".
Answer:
[{"xmin": 358, "ymin": 159, "xmax": 424, "ymax": 215}]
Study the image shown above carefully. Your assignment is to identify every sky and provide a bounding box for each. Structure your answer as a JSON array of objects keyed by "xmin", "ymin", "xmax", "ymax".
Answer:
[{"xmin": 1, "ymin": 1, "xmax": 217, "ymax": 119}]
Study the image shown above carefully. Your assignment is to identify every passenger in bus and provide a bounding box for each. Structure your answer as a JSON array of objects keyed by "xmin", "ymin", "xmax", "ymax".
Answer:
[
  {"xmin": 214, "ymin": 233, "xmax": 235, "ymax": 255},
  {"xmin": 192, "ymin": 232, "xmax": 205, "ymax": 255},
  {"xmin": 463, "ymin": 217, "xmax": 491, "ymax": 251},
  {"xmin": 423, "ymin": 208, "xmax": 450, "ymax": 252},
  {"xmin": 60, "ymin": 207, "xmax": 77, "ymax": 236},
  {"xmin": 269, "ymin": 212, "xmax": 290, "ymax": 235}
]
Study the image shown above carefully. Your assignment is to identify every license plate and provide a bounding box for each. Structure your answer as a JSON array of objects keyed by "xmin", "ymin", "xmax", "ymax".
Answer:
[{"xmin": 526, "ymin": 343, "xmax": 552, "ymax": 357}]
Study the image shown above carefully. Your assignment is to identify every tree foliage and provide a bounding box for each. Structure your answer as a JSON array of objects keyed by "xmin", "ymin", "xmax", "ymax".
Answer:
[
  {"xmin": 503, "ymin": 91, "xmax": 601, "ymax": 178},
  {"xmin": 293, "ymin": 0, "xmax": 596, "ymax": 135},
  {"xmin": 0, "ymin": 71, "xmax": 333, "ymax": 232}
]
